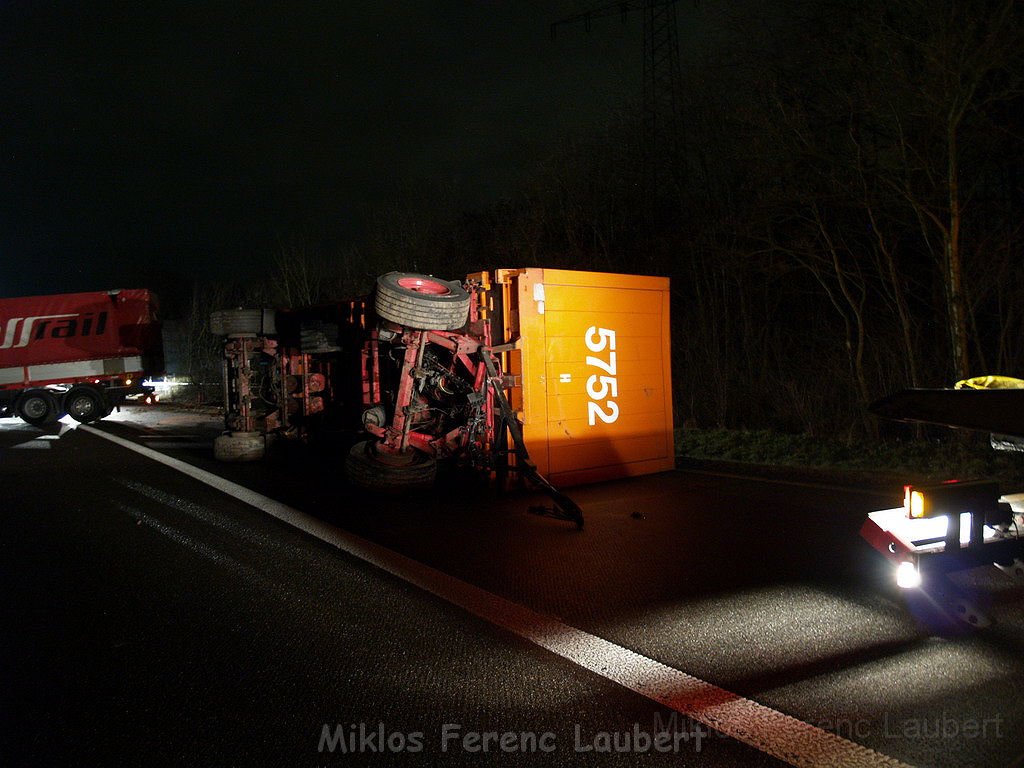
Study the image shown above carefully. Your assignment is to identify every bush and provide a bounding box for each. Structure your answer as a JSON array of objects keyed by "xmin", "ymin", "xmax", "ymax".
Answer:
[{"xmin": 677, "ymin": 427, "xmax": 1024, "ymax": 488}]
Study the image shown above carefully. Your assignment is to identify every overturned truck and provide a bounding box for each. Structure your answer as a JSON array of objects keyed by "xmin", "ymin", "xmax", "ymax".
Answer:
[{"xmin": 210, "ymin": 269, "xmax": 675, "ymax": 522}]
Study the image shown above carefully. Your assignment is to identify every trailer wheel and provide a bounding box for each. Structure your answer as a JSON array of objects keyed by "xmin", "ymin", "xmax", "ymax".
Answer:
[
  {"xmin": 213, "ymin": 431, "xmax": 266, "ymax": 462},
  {"xmin": 210, "ymin": 309, "xmax": 272, "ymax": 337},
  {"xmin": 375, "ymin": 272, "xmax": 470, "ymax": 331},
  {"xmin": 64, "ymin": 386, "xmax": 108, "ymax": 423},
  {"xmin": 17, "ymin": 390, "xmax": 59, "ymax": 426},
  {"xmin": 345, "ymin": 440, "xmax": 437, "ymax": 492}
]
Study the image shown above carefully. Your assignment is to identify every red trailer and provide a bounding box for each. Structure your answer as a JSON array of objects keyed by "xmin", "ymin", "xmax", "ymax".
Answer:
[{"xmin": 0, "ymin": 289, "xmax": 164, "ymax": 425}]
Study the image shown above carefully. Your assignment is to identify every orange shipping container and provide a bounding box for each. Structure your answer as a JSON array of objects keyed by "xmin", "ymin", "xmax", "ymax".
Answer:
[{"xmin": 493, "ymin": 268, "xmax": 674, "ymax": 486}]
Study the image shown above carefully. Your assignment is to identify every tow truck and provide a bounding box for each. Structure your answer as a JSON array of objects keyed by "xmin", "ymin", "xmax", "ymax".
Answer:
[{"xmin": 861, "ymin": 376, "xmax": 1024, "ymax": 625}]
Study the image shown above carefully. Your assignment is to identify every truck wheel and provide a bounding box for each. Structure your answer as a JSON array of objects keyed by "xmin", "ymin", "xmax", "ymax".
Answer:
[
  {"xmin": 17, "ymin": 390, "xmax": 59, "ymax": 426},
  {"xmin": 210, "ymin": 309, "xmax": 272, "ymax": 337},
  {"xmin": 64, "ymin": 386, "xmax": 108, "ymax": 423},
  {"xmin": 213, "ymin": 431, "xmax": 266, "ymax": 462},
  {"xmin": 345, "ymin": 440, "xmax": 437, "ymax": 492},
  {"xmin": 375, "ymin": 272, "xmax": 470, "ymax": 331}
]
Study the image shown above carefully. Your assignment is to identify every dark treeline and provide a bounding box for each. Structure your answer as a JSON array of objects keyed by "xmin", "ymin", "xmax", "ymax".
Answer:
[{"xmin": 186, "ymin": 0, "xmax": 1023, "ymax": 441}]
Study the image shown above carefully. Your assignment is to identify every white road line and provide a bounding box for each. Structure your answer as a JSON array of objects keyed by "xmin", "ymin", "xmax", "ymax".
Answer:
[{"xmin": 82, "ymin": 425, "xmax": 913, "ymax": 768}]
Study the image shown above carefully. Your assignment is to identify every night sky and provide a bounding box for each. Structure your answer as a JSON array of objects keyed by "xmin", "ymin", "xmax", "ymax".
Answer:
[{"xmin": 0, "ymin": 2, "xmax": 690, "ymax": 301}]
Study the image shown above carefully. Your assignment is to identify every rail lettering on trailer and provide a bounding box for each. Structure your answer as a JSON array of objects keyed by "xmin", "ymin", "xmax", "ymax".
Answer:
[
  {"xmin": 585, "ymin": 326, "xmax": 619, "ymax": 425},
  {"xmin": 0, "ymin": 312, "xmax": 108, "ymax": 349}
]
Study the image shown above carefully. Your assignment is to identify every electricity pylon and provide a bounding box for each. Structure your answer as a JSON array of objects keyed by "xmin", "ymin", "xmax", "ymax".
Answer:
[{"xmin": 552, "ymin": 1, "xmax": 686, "ymax": 218}]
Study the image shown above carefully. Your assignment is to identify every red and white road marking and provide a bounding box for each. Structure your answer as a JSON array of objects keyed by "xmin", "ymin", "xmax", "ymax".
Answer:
[{"xmin": 83, "ymin": 425, "xmax": 913, "ymax": 768}]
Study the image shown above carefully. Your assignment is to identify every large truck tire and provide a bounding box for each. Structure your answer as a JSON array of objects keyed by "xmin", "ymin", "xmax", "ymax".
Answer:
[
  {"xmin": 213, "ymin": 431, "xmax": 266, "ymax": 462},
  {"xmin": 17, "ymin": 390, "xmax": 59, "ymax": 426},
  {"xmin": 374, "ymin": 272, "xmax": 470, "ymax": 331},
  {"xmin": 210, "ymin": 309, "xmax": 275, "ymax": 337},
  {"xmin": 345, "ymin": 440, "xmax": 437, "ymax": 492},
  {"xmin": 64, "ymin": 386, "xmax": 110, "ymax": 424}
]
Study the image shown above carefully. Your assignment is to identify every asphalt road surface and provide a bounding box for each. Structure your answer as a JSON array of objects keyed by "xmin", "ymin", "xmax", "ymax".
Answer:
[{"xmin": 2, "ymin": 406, "xmax": 1023, "ymax": 767}]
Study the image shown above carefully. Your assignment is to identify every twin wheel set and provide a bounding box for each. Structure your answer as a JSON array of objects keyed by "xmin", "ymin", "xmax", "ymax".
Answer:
[{"xmin": 14, "ymin": 385, "xmax": 113, "ymax": 427}]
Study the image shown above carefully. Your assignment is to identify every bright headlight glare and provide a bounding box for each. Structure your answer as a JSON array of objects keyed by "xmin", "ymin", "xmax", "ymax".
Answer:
[{"xmin": 896, "ymin": 560, "xmax": 922, "ymax": 589}]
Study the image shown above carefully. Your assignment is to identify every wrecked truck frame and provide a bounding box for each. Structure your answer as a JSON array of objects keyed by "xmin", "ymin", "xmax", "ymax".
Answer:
[{"xmin": 209, "ymin": 269, "xmax": 675, "ymax": 528}]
